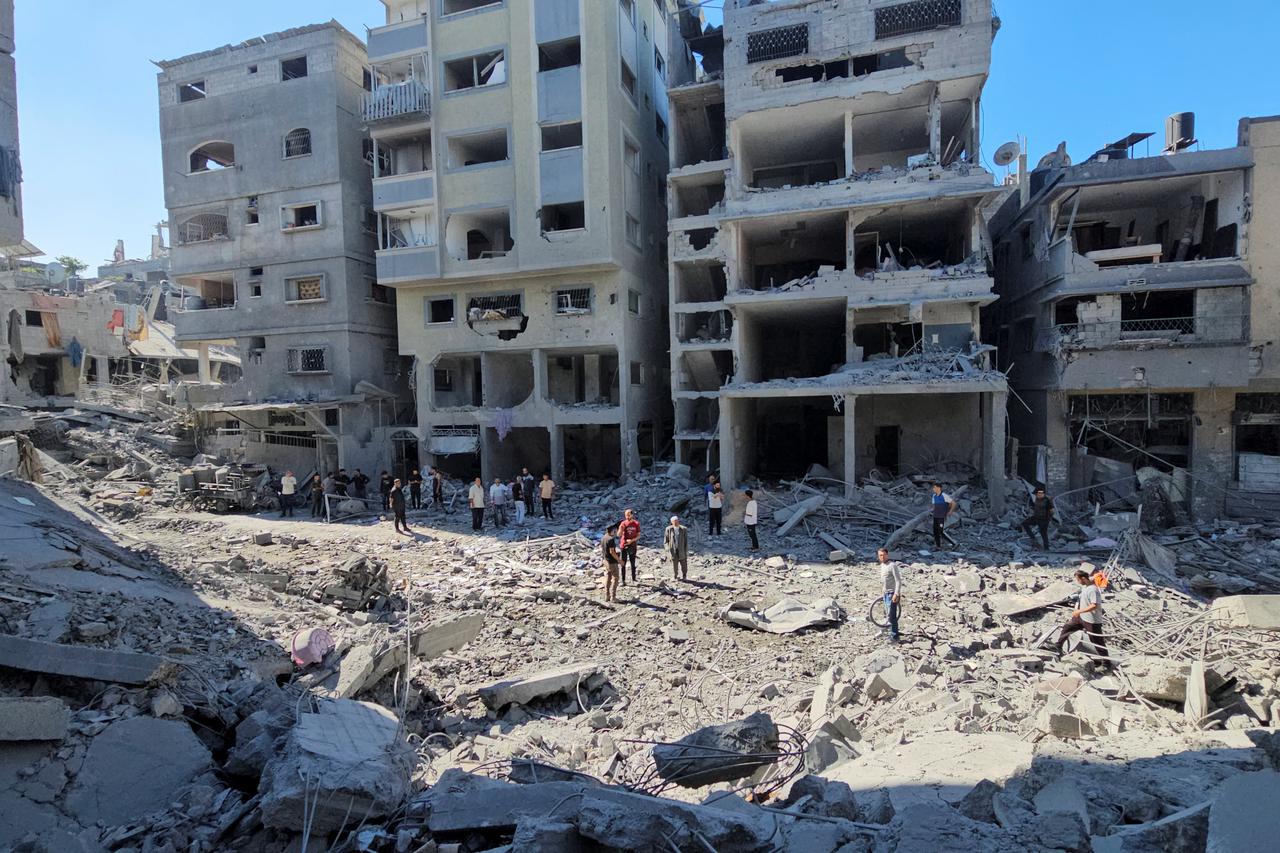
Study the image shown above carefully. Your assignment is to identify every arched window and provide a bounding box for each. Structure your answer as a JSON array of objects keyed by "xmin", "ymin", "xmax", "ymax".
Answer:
[
  {"xmin": 177, "ymin": 212, "xmax": 229, "ymax": 244},
  {"xmin": 284, "ymin": 128, "xmax": 312, "ymax": 159},
  {"xmin": 189, "ymin": 141, "xmax": 235, "ymax": 173}
]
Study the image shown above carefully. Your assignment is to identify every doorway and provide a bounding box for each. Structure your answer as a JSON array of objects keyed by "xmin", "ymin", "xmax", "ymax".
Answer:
[
  {"xmin": 391, "ymin": 430, "xmax": 420, "ymax": 482},
  {"xmin": 875, "ymin": 425, "xmax": 901, "ymax": 473}
]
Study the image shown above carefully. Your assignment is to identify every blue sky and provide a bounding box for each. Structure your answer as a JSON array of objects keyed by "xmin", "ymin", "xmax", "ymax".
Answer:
[{"xmin": 12, "ymin": 0, "xmax": 1279, "ymax": 267}]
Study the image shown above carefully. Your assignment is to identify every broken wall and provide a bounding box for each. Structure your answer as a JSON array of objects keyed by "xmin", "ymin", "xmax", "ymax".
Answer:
[{"xmin": 854, "ymin": 393, "xmax": 982, "ymax": 474}]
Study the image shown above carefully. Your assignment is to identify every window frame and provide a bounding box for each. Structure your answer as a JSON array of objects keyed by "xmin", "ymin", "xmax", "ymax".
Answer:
[
  {"xmin": 283, "ymin": 128, "xmax": 313, "ymax": 160},
  {"xmin": 630, "ymin": 361, "xmax": 645, "ymax": 385},
  {"xmin": 280, "ymin": 55, "xmax": 309, "ymax": 82},
  {"xmin": 620, "ymin": 59, "xmax": 637, "ymax": 103},
  {"xmin": 284, "ymin": 273, "xmax": 327, "ymax": 305},
  {"xmin": 285, "ymin": 345, "xmax": 330, "ymax": 375},
  {"xmin": 625, "ymin": 214, "xmax": 642, "ymax": 250},
  {"xmin": 540, "ymin": 121, "xmax": 583, "ymax": 152},
  {"xmin": 441, "ymin": 48, "xmax": 508, "ymax": 95},
  {"xmin": 554, "ymin": 286, "xmax": 594, "ymax": 316},
  {"xmin": 280, "ymin": 201, "xmax": 323, "ymax": 232},
  {"xmin": 426, "ymin": 296, "xmax": 456, "ymax": 325},
  {"xmin": 177, "ymin": 81, "xmax": 206, "ymax": 102},
  {"xmin": 445, "ymin": 126, "xmax": 511, "ymax": 171},
  {"xmin": 440, "ymin": 0, "xmax": 504, "ymax": 18},
  {"xmin": 187, "ymin": 141, "xmax": 236, "ymax": 175},
  {"xmin": 627, "ymin": 289, "xmax": 642, "ymax": 315}
]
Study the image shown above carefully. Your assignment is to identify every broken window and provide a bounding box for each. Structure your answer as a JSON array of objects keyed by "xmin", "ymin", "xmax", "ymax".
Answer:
[
  {"xmin": 775, "ymin": 60, "xmax": 850, "ymax": 84},
  {"xmin": 620, "ymin": 60, "xmax": 637, "ymax": 101},
  {"xmin": 443, "ymin": 0, "xmax": 501, "ymax": 13},
  {"xmin": 467, "ymin": 293, "xmax": 523, "ymax": 319},
  {"xmin": 447, "ymin": 128, "xmax": 508, "ymax": 168},
  {"xmin": 555, "ymin": 287, "xmax": 593, "ymax": 315},
  {"xmin": 654, "ymin": 49, "xmax": 666, "ymax": 80},
  {"xmin": 443, "ymin": 51, "xmax": 506, "ymax": 92},
  {"xmin": 286, "ymin": 347, "xmax": 328, "ymax": 374},
  {"xmin": 281, "ymin": 202, "xmax": 320, "ymax": 230},
  {"xmin": 538, "ymin": 38, "xmax": 581, "ymax": 72},
  {"xmin": 434, "ymin": 368, "xmax": 454, "ymax": 391},
  {"xmin": 178, "ymin": 81, "xmax": 206, "ymax": 102},
  {"xmin": 850, "ymin": 48, "xmax": 912, "ymax": 76},
  {"xmin": 281, "ymin": 56, "xmax": 308, "ymax": 81},
  {"xmin": 426, "ymin": 297, "xmax": 455, "ymax": 324},
  {"xmin": 248, "ymin": 273, "xmax": 263, "ymax": 297},
  {"xmin": 283, "ymin": 128, "xmax": 312, "ymax": 158},
  {"xmin": 189, "ymin": 141, "xmax": 235, "ymax": 173},
  {"xmin": 624, "ymin": 140, "xmax": 640, "ymax": 174},
  {"xmin": 874, "ymin": 0, "xmax": 962, "ymax": 40},
  {"xmin": 630, "ymin": 361, "xmax": 644, "ymax": 385},
  {"xmin": 541, "ymin": 202, "xmax": 586, "ymax": 233},
  {"xmin": 286, "ymin": 275, "xmax": 325, "ymax": 302},
  {"xmin": 625, "ymin": 214, "xmax": 641, "ymax": 248},
  {"xmin": 176, "ymin": 213, "xmax": 229, "ymax": 244},
  {"xmin": 446, "ymin": 208, "xmax": 513, "ymax": 260},
  {"xmin": 746, "ymin": 24, "xmax": 808, "ymax": 64},
  {"xmin": 246, "ymin": 196, "xmax": 259, "ymax": 225},
  {"xmin": 628, "ymin": 289, "xmax": 642, "ymax": 315},
  {"xmin": 656, "ymin": 115, "xmax": 668, "ymax": 146},
  {"xmin": 24, "ymin": 310, "xmax": 42, "ymax": 327},
  {"xmin": 363, "ymin": 138, "xmax": 394, "ymax": 174},
  {"xmin": 541, "ymin": 122, "xmax": 583, "ymax": 151},
  {"xmin": 370, "ymin": 281, "xmax": 391, "ymax": 304}
]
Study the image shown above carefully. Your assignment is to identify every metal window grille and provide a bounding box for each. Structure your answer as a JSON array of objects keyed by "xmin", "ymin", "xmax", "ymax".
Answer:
[
  {"xmin": 555, "ymin": 288, "xmax": 592, "ymax": 314},
  {"xmin": 746, "ymin": 24, "xmax": 808, "ymax": 64},
  {"xmin": 467, "ymin": 293, "xmax": 523, "ymax": 317},
  {"xmin": 290, "ymin": 277, "xmax": 323, "ymax": 301},
  {"xmin": 286, "ymin": 347, "xmax": 327, "ymax": 373},
  {"xmin": 177, "ymin": 213, "xmax": 229, "ymax": 243},
  {"xmin": 284, "ymin": 128, "xmax": 312, "ymax": 158},
  {"xmin": 874, "ymin": 0, "xmax": 962, "ymax": 40}
]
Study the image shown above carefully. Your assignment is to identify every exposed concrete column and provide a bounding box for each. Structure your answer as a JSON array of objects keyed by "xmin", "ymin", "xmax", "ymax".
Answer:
[
  {"xmin": 843, "ymin": 111, "xmax": 855, "ymax": 177},
  {"xmin": 531, "ymin": 348, "xmax": 547, "ymax": 403},
  {"xmin": 584, "ymin": 354, "xmax": 602, "ymax": 401},
  {"xmin": 1043, "ymin": 391, "xmax": 1071, "ymax": 495},
  {"xmin": 983, "ymin": 390, "xmax": 1008, "ymax": 517},
  {"xmin": 93, "ymin": 356, "xmax": 109, "ymax": 387},
  {"xmin": 196, "ymin": 344, "xmax": 211, "ymax": 384},
  {"xmin": 846, "ymin": 305, "xmax": 860, "ymax": 364},
  {"xmin": 1191, "ymin": 389, "xmax": 1235, "ymax": 520},
  {"xmin": 843, "ymin": 395, "xmax": 857, "ymax": 498},
  {"xmin": 719, "ymin": 397, "xmax": 737, "ymax": 487},
  {"xmin": 549, "ymin": 426, "xmax": 564, "ymax": 483},
  {"xmin": 970, "ymin": 98, "xmax": 980, "ymax": 163},
  {"xmin": 928, "ymin": 85, "xmax": 943, "ymax": 162}
]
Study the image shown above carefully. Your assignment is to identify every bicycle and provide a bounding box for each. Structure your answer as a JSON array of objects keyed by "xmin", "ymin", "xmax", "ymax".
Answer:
[{"xmin": 867, "ymin": 594, "xmax": 902, "ymax": 628}]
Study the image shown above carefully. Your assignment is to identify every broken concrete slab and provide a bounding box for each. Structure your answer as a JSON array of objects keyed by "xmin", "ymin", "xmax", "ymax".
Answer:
[
  {"xmin": 1034, "ymin": 778, "xmax": 1092, "ymax": 834},
  {"xmin": 0, "ymin": 697, "xmax": 69, "ymax": 741},
  {"xmin": 781, "ymin": 774, "xmax": 860, "ymax": 821},
  {"xmin": 576, "ymin": 786, "xmax": 775, "ymax": 852},
  {"xmin": 1206, "ymin": 770, "xmax": 1280, "ymax": 853},
  {"xmin": 1209, "ymin": 595, "xmax": 1280, "ymax": 631},
  {"xmin": 27, "ymin": 600, "xmax": 72, "ymax": 642},
  {"xmin": 892, "ymin": 803, "xmax": 1025, "ymax": 853},
  {"xmin": 954, "ymin": 778, "xmax": 1000, "ymax": 824},
  {"xmin": 653, "ymin": 712, "xmax": 779, "ymax": 788},
  {"xmin": 421, "ymin": 771, "xmax": 586, "ymax": 833},
  {"xmin": 0, "ymin": 634, "xmax": 176, "ymax": 685},
  {"xmin": 1124, "ymin": 655, "xmax": 1229, "ymax": 704},
  {"xmin": 477, "ymin": 662, "xmax": 601, "ymax": 709},
  {"xmin": 413, "ymin": 612, "xmax": 485, "ymax": 659},
  {"xmin": 259, "ymin": 699, "xmax": 416, "ymax": 834},
  {"xmin": 777, "ymin": 494, "xmax": 825, "ymax": 535},
  {"xmin": 946, "ymin": 571, "xmax": 984, "ymax": 593},
  {"xmin": 1091, "ymin": 800, "xmax": 1210, "ymax": 853},
  {"xmin": 720, "ymin": 596, "xmax": 845, "ymax": 634},
  {"xmin": 65, "ymin": 716, "xmax": 213, "ymax": 826},
  {"xmin": 987, "ymin": 581, "xmax": 1078, "ymax": 617},
  {"xmin": 511, "ymin": 819, "xmax": 588, "ymax": 852}
]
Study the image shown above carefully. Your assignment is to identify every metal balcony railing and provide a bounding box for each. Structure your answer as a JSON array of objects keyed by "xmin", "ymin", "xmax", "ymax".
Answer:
[
  {"xmin": 1046, "ymin": 315, "xmax": 1247, "ymax": 350},
  {"xmin": 363, "ymin": 80, "xmax": 431, "ymax": 124}
]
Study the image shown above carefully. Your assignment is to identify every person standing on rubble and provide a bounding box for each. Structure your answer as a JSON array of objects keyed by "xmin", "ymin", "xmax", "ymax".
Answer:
[
  {"xmin": 489, "ymin": 477, "xmax": 508, "ymax": 527},
  {"xmin": 431, "ymin": 467, "xmax": 445, "ymax": 510},
  {"xmin": 511, "ymin": 478, "xmax": 526, "ymax": 525},
  {"xmin": 708, "ymin": 483, "xmax": 724, "ymax": 536},
  {"xmin": 520, "ymin": 467, "xmax": 537, "ymax": 517},
  {"xmin": 664, "ymin": 515, "xmax": 689, "ymax": 580},
  {"xmin": 539, "ymin": 473, "xmax": 556, "ymax": 519},
  {"xmin": 468, "ymin": 477, "xmax": 486, "ymax": 531},
  {"xmin": 390, "ymin": 478, "xmax": 410, "ymax": 535},
  {"xmin": 1020, "ymin": 486, "xmax": 1055, "ymax": 550},
  {"xmin": 310, "ymin": 473, "xmax": 325, "ymax": 518},
  {"xmin": 379, "ymin": 470, "xmax": 393, "ymax": 511},
  {"xmin": 743, "ymin": 489, "xmax": 759, "ymax": 550},
  {"xmin": 279, "ymin": 469, "xmax": 297, "ymax": 518},
  {"xmin": 352, "ymin": 469, "xmax": 370, "ymax": 501},
  {"xmin": 602, "ymin": 522, "xmax": 622, "ymax": 603},
  {"xmin": 334, "ymin": 469, "xmax": 350, "ymax": 497},
  {"xmin": 878, "ymin": 547, "xmax": 902, "ymax": 643},
  {"xmin": 618, "ymin": 509, "xmax": 641, "ymax": 584},
  {"xmin": 408, "ymin": 468, "xmax": 423, "ymax": 510},
  {"xmin": 1057, "ymin": 569, "xmax": 1111, "ymax": 667},
  {"xmin": 929, "ymin": 483, "xmax": 957, "ymax": 549}
]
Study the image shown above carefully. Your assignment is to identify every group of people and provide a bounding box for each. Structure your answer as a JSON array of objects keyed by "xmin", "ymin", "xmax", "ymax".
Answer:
[
  {"xmin": 465, "ymin": 468, "xmax": 557, "ymax": 531},
  {"xmin": 277, "ymin": 466, "xmax": 449, "ymax": 528}
]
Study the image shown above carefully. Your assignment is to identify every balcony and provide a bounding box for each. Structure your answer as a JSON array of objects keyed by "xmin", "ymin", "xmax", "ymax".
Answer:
[
  {"xmin": 367, "ymin": 18, "xmax": 429, "ymax": 63},
  {"xmin": 363, "ymin": 80, "xmax": 431, "ymax": 124},
  {"xmin": 376, "ymin": 245, "xmax": 440, "ymax": 284},
  {"xmin": 1047, "ymin": 315, "xmax": 1247, "ymax": 351},
  {"xmin": 373, "ymin": 171, "xmax": 435, "ymax": 212}
]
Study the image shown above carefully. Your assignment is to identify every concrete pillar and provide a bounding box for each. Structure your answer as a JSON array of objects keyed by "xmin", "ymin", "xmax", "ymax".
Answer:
[
  {"xmin": 1191, "ymin": 389, "xmax": 1235, "ymax": 520},
  {"xmin": 196, "ymin": 343, "xmax": 211, "ymax": 384},
  {"xmin": 531, "ymin": 348, "xmax": 548, "ymax": 402},
  {"xmin": 983, "ymin": 390, "xmax": 1008, "ymax": 517},
  {"xmin": 969, "ymin": 98, "xmax": 980, "ymax": 163},
  {"xmin": 928, "ymin": 85, "xmax": 943, "ymax": 162},
  {"xmin": 1044, "ymin": 391, "xmax": 1071, "ymax": 495},
  {"xmin": 549, "ymin": 426, "xmax": 564, "ymax": 483},
  {"xmin": 719, "ymin": 397, "xmax": 737, "ymax": 487},
  {"xmin": 584, "ymin": 354, "xmax": 602, "ymax": 401},
  {"xmin": 843, "ymin": 395, "xmax": 857, "ymax": 498},
  {"xmin": 94, "ymin": 356, "xmax": 109, "ymax": 386},
  {"xmin": 845, "ymin": 306, "xmax": 860, "ymax": 364},
  {"xmin": 843, "ymin": 111, "xmax": 855, "ymax": 177}
]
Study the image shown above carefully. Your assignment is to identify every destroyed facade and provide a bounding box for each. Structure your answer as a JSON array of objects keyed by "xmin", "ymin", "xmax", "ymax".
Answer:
[
  {"xmin": 667, "ymin": 0, "xmax": 1008, "ymax": 513},
  {"xmin": 988, "ymin": 115, "xmax": 1280, "ymax": 520},
  {"xmin": 157, "ymin": 23, "xmax": 407, "ymax": 476},
  {"xmin": 369, "ymin": 0, "xmax": 675, "ymax": 482}
]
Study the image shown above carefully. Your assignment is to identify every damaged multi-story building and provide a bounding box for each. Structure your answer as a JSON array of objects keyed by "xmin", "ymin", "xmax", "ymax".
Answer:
[
  {"xmin": 989, "ymin": 114, "xmax": 1280, "ymax": 520},
  {"xmin": 0, "ymin": 0, "xmax": 29, "ymax": 256},
  {"xmin": 157, "ymin": 23, "xmax": 407, "ymax": 476},
  {"xmin": 667, "ymin": 0, "xmax": 1007, "ymax": 512},
  {"xmin": 367, "ymin": 0, "xmax": 674, "ymax": 482}
]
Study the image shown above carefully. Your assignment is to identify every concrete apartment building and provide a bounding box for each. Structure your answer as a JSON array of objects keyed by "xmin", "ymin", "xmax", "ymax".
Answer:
[
  {"xmin": 667, "ymin": 0, "xmax": 1007, "ymax": 512},
  {"xmin": 157, "ymin": 23, "xmax": 406, "ymax": 476},
  {"xmin": 988, "ymin": 115, "xmax": 1280, "ymax": 520},
  {"xmin": 368, "ymin": 0, "xmax": 674, "ymax": 483},
  {"xmin": 0, "ymin": 0, "xmax": 26, "ymax": 255}
]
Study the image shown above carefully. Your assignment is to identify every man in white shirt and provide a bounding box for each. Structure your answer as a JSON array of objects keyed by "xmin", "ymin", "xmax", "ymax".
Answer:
[
  {"xmin": 707, "ymin": 484, "xmax": 724, "ymax": 535},
  {"xmin": 1057, "ymin": 569, "xmax": 1111, "ymax": 667},
  {"xmin": 489, "ymin": 477, "xmax": 508, "ymax": 527},
  {"xmin": 468, "ymin": 477, "xmax": 486, "ymax": 531},
  {"xmin": 877, "ymin": 547, "xmax": 902, "ymax": 643},
  {"xmin": 743, "ymin": 489, "xmax": 759, "ymax": 550},
  {"xmin": 279, "ymin": 470, "xmax": 297, "ymax": 518}
]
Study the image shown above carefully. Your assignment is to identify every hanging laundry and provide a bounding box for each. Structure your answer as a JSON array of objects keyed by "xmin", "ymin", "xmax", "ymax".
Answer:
[{"xmin": 67, "ymin": 337, "xmax": 84, "ymax": 368}]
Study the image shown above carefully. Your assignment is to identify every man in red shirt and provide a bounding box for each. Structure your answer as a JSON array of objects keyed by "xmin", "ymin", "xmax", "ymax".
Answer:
[{"xmin": 618, "ymin": 508, "xmax": 641, "ymax": 585}]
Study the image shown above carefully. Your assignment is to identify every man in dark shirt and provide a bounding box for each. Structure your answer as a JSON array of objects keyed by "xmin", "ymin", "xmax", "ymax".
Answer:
[
  {"xmin": 309, "ymin": 473, "xmax": 324, "ymax": 518},
  {"xmin": 929, "ymin": 483, "xmax": 956, "ymax": 549},
  {"xmin": 520, "ymin": 467, "xmax": 537, "ymax": 517},
  {"xmin": 390, "ymin": 478, "xmax": 409, "ymax": 534},
  {"xmin": 1020, "ymin": 486, "xmax": 1055, "ymax": 550},
  {"xmin": 379, "ymin": 471, "xmax": 393, "ymax": 511},
  {"xmin": 601, "ymin": 523, "xmax": 621, "ymax": 603},
  {"xmin": 351, "ymin": 469, "xmax": 370, "ymax": 500},
  {"xmin": 431, "ymin": 467, "xmax": 445, "ymax": 509},
  {"xmin": 618, "ymin": 509, "xmax": 641, "ymax": 585},
  {"xmin": 333, "ymin": 469, "xmax": 350, "ymax": 497},
  {"xmin": 408, "ymin": 469, "xmax": 423, "ymax": 510}
]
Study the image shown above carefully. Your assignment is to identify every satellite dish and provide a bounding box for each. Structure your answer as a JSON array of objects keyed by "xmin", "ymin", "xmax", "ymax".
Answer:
[
  {"xmin": 993, "ymin": 141, "xmax": 1021, "ymax": 168},
  {"xmin": 44, "ymin": 262, "xmax": 66, "ymax": 285}
]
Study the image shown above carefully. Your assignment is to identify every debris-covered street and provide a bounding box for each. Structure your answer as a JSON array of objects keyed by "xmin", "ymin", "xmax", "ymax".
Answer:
[{"xmin": 2, "ymin": 406, "xmax": 1280, "ymax": 852}]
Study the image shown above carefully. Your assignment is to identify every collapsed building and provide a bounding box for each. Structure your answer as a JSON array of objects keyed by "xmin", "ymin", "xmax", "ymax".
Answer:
[
  {"xmin": 667, "ymin": 0, "xmax": 1008, "ymax": 512},
  {"xmin": 156, "ymin": 23, "xmax": 408, "ymax": 478},
  {"xmin": 368, "ymin": 0, "xmax": 674, "ymax": 483},
  {"xmin": 988, "ymin": 115, "xmax": 1280, "ymax": 520}
]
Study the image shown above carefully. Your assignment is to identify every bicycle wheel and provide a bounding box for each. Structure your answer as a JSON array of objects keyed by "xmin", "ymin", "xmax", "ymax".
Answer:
[{"xmin": 867, "ymin": 596, "xmax": 889, "ymax": 628}]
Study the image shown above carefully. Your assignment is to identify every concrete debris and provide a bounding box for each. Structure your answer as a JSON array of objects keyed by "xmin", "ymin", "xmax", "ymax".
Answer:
[
  {"xmin": 476, "ymin": 662, "xmax": 602, "ymax": 709},
  {"xmin": 720, "ymin": 596, "xmax": 845, "ymax": 633},
  {"xmin": 1091, "ymin": 800, "xmax": 1211, "ymax": 853},
  {"xmin": 987, "ymin": 580, "xmax": 1078, "ymax": 617},
  {"xmin": 1205, "ymin": 770, "xmax": 1280, "ymax": 852},
  {"xmin": 0, "ymin": 697, "xmax": 69, "ymax": 741},
  {"xmin": 652, "ymin": 712, "xmax": 780, "ymax": 787},
  {"xmin": 1210, "ymin": 594, "xmax": 1280, "ymax": 630},
  {"xmin": 0, "ymin": 634, "xmax": 176, "ymax": 685}
]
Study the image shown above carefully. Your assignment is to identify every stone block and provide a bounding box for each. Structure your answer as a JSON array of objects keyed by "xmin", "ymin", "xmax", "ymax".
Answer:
[
  {"xmin": 477, "ymin": 662, "xmax": 601, "ymax": 709},
  {"xmin": 0, "ymin": 697, "xmax": 68, "ymax": 741},
  {"xmin": 653, "ymin": 712, "xmax": 779, "ymax": 788},
  {"xmin": 0, "ymin": 634, "xmax": 175, "ymax": 685}
]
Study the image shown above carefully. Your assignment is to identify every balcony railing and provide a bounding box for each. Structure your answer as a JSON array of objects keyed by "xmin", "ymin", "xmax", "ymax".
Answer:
[
  {"xmin": 1044, "ymin": 316, "xmax": 1247, "ymax": 350},
  {"xmin": 363, "ymin": 80, "xmax": 431, "ymax": 124}
]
